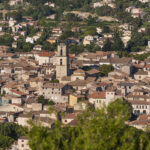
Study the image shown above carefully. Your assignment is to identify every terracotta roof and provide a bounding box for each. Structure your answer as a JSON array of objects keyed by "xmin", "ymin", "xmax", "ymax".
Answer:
[
  {"xmin": 11, "ymin": 89, "xmax": 26, "ymax": 96},
  {"xmin": 86, "ymin": 77, "xmax": 96, "ymax": 82},
  {"xmin": 135, "ymin": 70, "xmax": 148, "ymax": 75},
  {"xmin": 130, "ymin": 114, "xmax": 150, "ymax": 126},
  {"xmin": 86, "ymin": 69, "xmax": 100, "ymax": 75},
  {"xmin": 89, "ymin": 91, "xmax": 106, "ymax": 99},
  {"xmin": 132, "ymin": 64, "xmax": 144, "ymax": 69},
  {"xmin": 128, "ymin": 100, "xmax": 150, "ymax": 105},
  {"xmin": 144, "ymin": 64, "xmax": 150, "ymax": 68},
  {"xmin": 110, "ymin": 57, "xmax": 131, "ymax": 64},
  {"xmin": 19, "ymin": 136, "xmax": 28, "ymax": 140},
  {"xmin": 138, "ymin": 114, "xmax": 148, "ymax": 120},
  {"xmin": 69, "ymin": 54, "xmax": 75, "ymax": 59},
  {"xmin": 69, "ymin": 79, "xmax": 87, "ymax": 86},
  {"xmin": 43, "ymin": 83, "xmax": 65, "ymax": 89},
  {"xmin": 63, "ymin": 113, "xmax": 78, "ymax": 119},
  {"xmin": 74, "ymin": 69, "xmax": 85, "ymax": 74},
  {"xmin": 66, "ymin": 119, "xmax": 78, "ymax": 127},
  {"xmin": 96, "ymin": 51, "xmax": 115, "ymax": 56},
  {"xmin": 39, "ymin": 51, "xmax": 55, "ymax": 57},
  {"xmin": 61, "ymin": 76, "xmax": 71, "ymax": 81}
]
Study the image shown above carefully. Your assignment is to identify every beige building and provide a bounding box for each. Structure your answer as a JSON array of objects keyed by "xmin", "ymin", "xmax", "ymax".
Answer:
[
  {"xmin": 134, "ymin": 70, "xmax": 148, "ymax": 81},
  {"xmin": 17, "ymin": 114, "xmax": 31, "ymax": 127},
  {"xmin": 71, "ymin": 69, "xmax": 86, "ymax": 81},
  {"xmin": 12, "ymin": 136, "xmax": 31, "ymax": 150},
  {"xmin": 37, "ymin": 51, "xmax": 55, "ymax": 65},
  {"xmin": 89, "ymin": 91, "xmax": 116, "ymax": 109},
  {"xmin": 42, "ymin": 83, "xmax": 69, "ymax": 103}
]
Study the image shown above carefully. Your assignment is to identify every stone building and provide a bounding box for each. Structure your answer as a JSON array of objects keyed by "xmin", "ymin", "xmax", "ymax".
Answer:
[{"xmin": 56, "ymin": 43, "xmax": 69, "ymax": 80}]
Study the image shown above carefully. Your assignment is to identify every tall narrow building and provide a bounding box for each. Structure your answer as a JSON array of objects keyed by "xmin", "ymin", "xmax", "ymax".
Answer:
[{"xmin": 56, "ymin": 43, "xmax": 69, "ymax": 79}]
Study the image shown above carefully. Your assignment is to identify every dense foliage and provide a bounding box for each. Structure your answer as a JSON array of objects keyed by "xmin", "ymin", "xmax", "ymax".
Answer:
[
  {"xmin": 99, "ymin": 64, "xmax": 114, "ymax": 76},
  {"xmin": 0, "ymin": 123, "xmax": 27, "ymax": 149},
  {"xmin": 0, "ymin": 34, "xmax": 14, "ymax": 46},
  {"xmin": 37, "ymin": 95, "xmax": 55, "ymax": 105},
  {"xmin": 28, "ymin": 99, "xmax": 150, "ymax": 150}
]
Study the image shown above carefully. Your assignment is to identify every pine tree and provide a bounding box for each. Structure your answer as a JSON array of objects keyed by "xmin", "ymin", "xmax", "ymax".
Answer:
[
  {"xmin": 112, "ymin": 30, "xmax": 124, "ymax": 51},
  {"xmin": 102, "ymin": 38, "xmax": 112, "ymax": 51}
]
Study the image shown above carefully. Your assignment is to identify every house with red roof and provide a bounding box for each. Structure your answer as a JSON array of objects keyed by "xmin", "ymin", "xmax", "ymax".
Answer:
[
  {"xmin": 89, "ymin": 90, "xmax": 116, "ymax": 109},
  {"xmin": 128, "ymin": 114, "xmax": 150, "ymax": 130},
  {"xmin": 37, "ymin": 51, "xmax": 55, "ymax": 65}
]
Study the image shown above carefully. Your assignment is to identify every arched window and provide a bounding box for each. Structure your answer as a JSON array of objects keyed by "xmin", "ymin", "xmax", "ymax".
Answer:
[
  {"xmin": 60, "ymin": 48, "xmax": 63, "ymax": 56},
  {"xmin": 60, "ymin": 59, "xmax": 62, "ymax": 65}
]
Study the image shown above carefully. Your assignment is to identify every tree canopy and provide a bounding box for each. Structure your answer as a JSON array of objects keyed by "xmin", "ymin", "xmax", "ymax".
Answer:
[
  {"xmin": 28, "ymin": 99, "xmax": 150, "ymax": 150},
  {"xmin": 0, "ymin": 123, "xmax": 27, "ymax": 149},
  {"xmin": 37, "ymin": 95, "xmax": 55, "ymax": 105},
  {"xmin": 99, "ymin": 64, "xmax": 114, "ymax": 76}
]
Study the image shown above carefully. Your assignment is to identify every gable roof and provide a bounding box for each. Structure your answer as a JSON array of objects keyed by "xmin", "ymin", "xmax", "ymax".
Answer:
[
  {"xmin": 144, "ymin": 64, "xmax": 150, "ymax": 68},
  {"xmin": 89, "ymin": 91, "xmax": 106, "ymax": 99},
  {"xmin": 39, "ymin": 51, "xmax": 55, "ymax": 57},
  {"xmin": 135, "ymin": 70, "xmax": 148, "ymax": 75},
  {"xmin": 74, "ymin": 69, "xmax": 85, "ymax": 74},
  {"xmin": 86, "ymin": 69, "xmax": 100, "ymax": 75}
]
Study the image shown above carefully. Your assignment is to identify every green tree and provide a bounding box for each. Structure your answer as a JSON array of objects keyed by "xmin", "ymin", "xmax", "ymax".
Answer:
[
  {"xmin": 0, "ymin": 135, "xmax": 14, "ymax": 148},
  {"xmin": 0, "ymin": 123, "xmax": 27, "ymax": 149},
  {"xmin": 65, "ymin": 13, "xmax": 81, "ymax": 22},
  {"xmin": 112, "ymin": 30, "xmax": 124, "ymax": 51},
  {"xmin": 99, "ymin": 64, "xmax": 114, "ymax": 76},
  {"xmin": 86, "ymin": 15, "xmax": 97, "ymax": 26},
  {"xmin": 146, "ymin": 25, "xmax": 150, "ymax": 36},
  {"xmin": 84, "ymin": 26, "xmax": 96, "ymax": 36},
  {"xmin": 28, "ymin": 99, "xmax": 150, "ymax": 150},
  {"xmin": 7, "ymin": 11, "xmax": 22, "ymax": 21},
  {"xmin": 96, "ymin": 5, "xmax": 114, "ymax": 16},
  {"xmin": 50, "ymin": 79, "xmax": 59, "ymax": 83},
  {"xmin": 102, "ymin": 26, "xmax": 111, "ymax": 33},
  {"xmin": 127, "ymin": 32, "xmax": 147, "ymax": 52},
  {"xmin": 102, "ymin": 38, "xmax": 112, "ymax": 51},
  {"xmin": 37, "ymin": 95, "xmax": 49, "ymax": 105},
  {"xmin": 59, "ymin": 30, "xmax": 74, "ymax": 41},
  {"xmin": 0, "ymin": 34, "xmax": 13, "ymax": 46}
]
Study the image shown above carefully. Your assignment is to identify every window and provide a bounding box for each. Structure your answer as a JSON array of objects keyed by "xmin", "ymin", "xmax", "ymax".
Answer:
[
  {"xmin": 136, "ymin": 105, "xmax": 138, "ymax": 109},
  {"xmin": 60, "ymin": 59, "xmax": 62, "ymax": 65},
  {"xmin": 22, "ymin": 144, "xmax": 24, "ymax": 147},
  {"xmin": 142, "ymin": 106, "xmax": 144, "ymax": 109},
  {"xmin": 60, "ymin": 48, "xmax": 63, "ymax": 56},
  {"xmin": 22, "ymin": 140, "xmax": 24, "ymax": 142}
]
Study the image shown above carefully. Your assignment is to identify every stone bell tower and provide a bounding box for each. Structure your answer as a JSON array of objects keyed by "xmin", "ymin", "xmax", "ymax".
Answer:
[{"xmin": 56, "ymin": 43, "xmax": 69, "ymax": 79}]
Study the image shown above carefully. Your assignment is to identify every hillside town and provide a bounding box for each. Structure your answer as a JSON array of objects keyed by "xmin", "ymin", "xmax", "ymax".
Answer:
[
  {"xmin": 1, "ymin": 0, "xmax": 150, "ymax": 149},
  {"xmin": 1, "ymin": 42, "xmax": 150, "ymax": 149}
]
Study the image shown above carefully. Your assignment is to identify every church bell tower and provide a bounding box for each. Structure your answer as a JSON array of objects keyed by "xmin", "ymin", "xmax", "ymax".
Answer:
[{"xmin": 56, "ymin": 43, "xmax": 69, "ymax": 79}]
